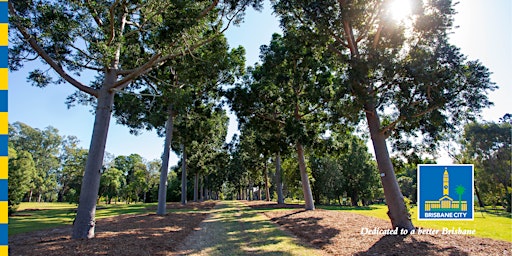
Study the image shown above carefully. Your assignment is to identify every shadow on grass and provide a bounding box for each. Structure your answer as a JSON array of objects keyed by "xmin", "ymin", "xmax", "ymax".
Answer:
[
  {"xmin": 354, "ymin": 235, "xmax": 469, "ymax": 256},
  {"xmin": 317, "ymin": 205, "xmax": 380, "ymax": 211},
  {"xmin": 10, "ymin": 209, "xmax": 212, "ymax": 256},
  {"xmin": 478, "ymin": 209, "xmax": 512, "ymax": 219},
  {"xmin": 269, "ymin": 210, "xmax": 341, "ymax": 249},
  {"xmin": 178, "ymin": 201, "xmax": 317, "ymax": 255}
]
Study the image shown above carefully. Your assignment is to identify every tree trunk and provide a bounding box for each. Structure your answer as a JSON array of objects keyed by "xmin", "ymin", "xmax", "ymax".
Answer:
[
  {"xmin": 157, "ymin": 105, "xmax": 174, "ymax": 215},
  {"xmin": 475, "ymin": 185, "xmax": 485, "ymax": 208},
  {"xmin": 264, "ymin": 161, "xmax": 270, "ymax": 201},
  {"xmin": 351, "ymin": 193, "xmax": 359, "ymax": 207},
  {"xmin": 296, "ymin": 142, "xmax": 315, "ymax": 210},
  {"xmin": 365, "ymin": 102, "xmax": 414, "ymax": 232},
  {"xmin": 200, "ymin": 176, "xmax": 204, "ymax": 202},
  {"xmin": 28, "ymin": 189, "xmax": 33, "ymax": 202},
  {"xmin": 193, "ymin": 173, "xmax": 199, "ymax": 202},
  {"xmin": 275, "ymin": 152, "xmax": 284, "ymax": 204},
  {"xmin": 180, "ymin": 144, "xmax": 187, "ymax": 205},
  {"xmin": 72, "ymin": 85, "xmax": 115, "ymax": 239}
]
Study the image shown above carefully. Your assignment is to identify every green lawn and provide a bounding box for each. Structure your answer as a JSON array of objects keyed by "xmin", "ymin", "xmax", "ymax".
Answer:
[
  {"xmin": 9, "ymin": 202, "xmax": 157, "ymax": 235},
  {"xmin": 321, "ymin": 204, "xmax": 512, "ymax": 242},
  {"xmin": 10, "ymin": 202, "xmax": 512, "ymax": 243}
]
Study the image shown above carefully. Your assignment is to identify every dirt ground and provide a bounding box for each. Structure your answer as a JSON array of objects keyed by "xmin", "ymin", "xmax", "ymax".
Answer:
[
  {"xmin": 9, "ymin": 201, "xmax": 512, "ymax": 256},
  {"xmin": 245, "ymin": 201, "xmax": 512, "ymax": 256},
  {"xmin": 9, "ymin": 202, "xmax": 216, "ymax": 256}
]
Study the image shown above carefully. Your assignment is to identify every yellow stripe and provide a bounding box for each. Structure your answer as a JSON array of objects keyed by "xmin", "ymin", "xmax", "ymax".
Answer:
[
  {"xmin": 0, "ymin": 24, "xmax": 6, "ymax": 46},
  {"xmin": 0, "ymin": 157, "xmax": 6, "ymax": 179},
  {"xmin": 0, "ymin": 202, "xmax": 6, "ymax": 224},
  {"xmin": 0, "ymin": 246, "xmax": 7, "ymax": 255},
  {"xmin": 0, "ymin": 69, "xmax": 6, "ymax": 90},
  {"xmin": 0, "ymin": 112, "xmax": 6, "ymax": 134}
]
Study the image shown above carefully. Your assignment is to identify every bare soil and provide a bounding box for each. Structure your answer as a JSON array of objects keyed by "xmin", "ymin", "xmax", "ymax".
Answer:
[
  {"xmin": 9, "ymin": 201, "xmax": 512, "ymax": 255},
  {"xmin": 245, "ymin": 201, "xmax": 512, "ymax": 256}
]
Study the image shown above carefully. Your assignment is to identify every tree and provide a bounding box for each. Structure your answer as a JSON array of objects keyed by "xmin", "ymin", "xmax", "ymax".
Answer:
[
  {"xmin": 455, "ymin": 185, "xmax": 465, "ymax": 210},
  {"xmin": 58, "ymin": 136, "xmax": 88, "ymax": 203},
  {"xmin": 99, "ymin": 167, "xmax": 125, "ymax": 204},
  {"xmin": 228, "ymin": 32, "xmax": 335, "ymax": 210},
  {"xmin": 112, "ymin": 35, "xmax": 244, "ymax": 213},
  {"xmin": 273, "ymin": 0, "xmax": 496, "ymax": 230},
  {"xmin": 311, "ymin": 131, "xmax": 379, "ymax": 206},
  {"xmin": 9, "ymin": 122, "xmax": 62, "ymax": 202},
  {"xmin": 7, "ymin": 147, "xmax": 36, "ymax": 214},
  {"xmin": 460, "ymin": 121, "xmax": 511, "ymax": 212},
  {"xmin": 9, "ymin": 0, "xmax": 263, "ymax": 238}
]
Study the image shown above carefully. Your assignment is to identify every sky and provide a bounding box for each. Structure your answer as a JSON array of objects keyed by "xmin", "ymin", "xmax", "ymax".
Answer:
[{"xmin": 8, "ymin": 0, "xmax": 512, "ymax": 166}]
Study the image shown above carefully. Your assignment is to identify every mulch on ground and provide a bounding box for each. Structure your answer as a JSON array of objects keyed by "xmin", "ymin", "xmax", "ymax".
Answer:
[
  {"xmin": 9, "ymin": 202, "xmax": 216, "ymax": 256},
  {"xmin": 244, "ymin": 201, "xmax": 512, "ymax": 256}
]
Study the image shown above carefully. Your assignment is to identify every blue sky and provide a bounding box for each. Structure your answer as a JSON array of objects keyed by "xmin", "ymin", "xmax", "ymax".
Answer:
[{"xmin": 8, "ymin": 0, "xmax": 511, "ymax": 166}]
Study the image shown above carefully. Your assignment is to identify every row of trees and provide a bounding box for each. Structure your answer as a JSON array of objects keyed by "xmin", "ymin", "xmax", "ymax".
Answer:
[
  {"xmin": 8, "ymin": 122, "xmax": 158, "ymax": 212},
  {"xmin": 8, "ymin": 120, "xmax": 229, "ymax": 212},
  {"xmin": 9, "ymin": 0, "xmax": 500, "ymax": 238}
]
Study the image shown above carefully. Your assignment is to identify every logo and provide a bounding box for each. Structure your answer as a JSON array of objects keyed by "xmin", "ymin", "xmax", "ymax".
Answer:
[{"xmin": 417, "ymin": 164, "xmax": 474, "ymax": 220}]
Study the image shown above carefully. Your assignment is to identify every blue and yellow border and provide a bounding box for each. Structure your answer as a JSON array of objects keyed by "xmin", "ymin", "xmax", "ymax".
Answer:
[{"xmin": 0, "ymin": 0, "xmax": 7, "ymax": 254}]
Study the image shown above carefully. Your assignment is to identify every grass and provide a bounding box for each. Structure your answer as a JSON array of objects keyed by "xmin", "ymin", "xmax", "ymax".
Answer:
[
  {"xmin": 180, "ymin": 201, "xmax": 323, "ymax": 255},
  {"xmin": 9, "ymin": 202, "xmax": 157, "ymax": 235},
  {"xmin": 323, "ymin": 204, "xmax": 512, "ymax": 242}
]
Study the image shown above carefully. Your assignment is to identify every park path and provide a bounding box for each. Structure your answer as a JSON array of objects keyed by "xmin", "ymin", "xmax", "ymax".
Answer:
[{"xmin": 175, "ymin": 201, "xmax": 325, "ymax": 256}]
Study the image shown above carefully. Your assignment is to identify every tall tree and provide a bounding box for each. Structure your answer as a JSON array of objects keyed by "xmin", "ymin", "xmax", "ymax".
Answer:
[
  {"xmin": 99, "ymin": 167, "xmax": 125, "ymax": 204},
  {"xmin": 9, "ymin": 122, "xmax": 62, "ymax": 202},
  {"xmin": 7, "ymin": 147, "xmax": 36, "ymax": 214},
  {"xmin": 112, "ymin": 36, "xmax": 244, "ymax": 213},
  {"xmin": 228, "ymin": 32, "xmax": 335, "ymax": 210},
  {"xmin": 460, "ymin": 121, "xmax": 511, "ymax": 212},
  {"xmin": 9, "ymin": 0, "xmax": 262, "ymax": 238},
  {"xmin": 273, "ymin": 0, "xmax": 496, "ymax": 230},
  {"xmin": 58, "ymin": 136, "xmax": 88, "ymax": 203}
]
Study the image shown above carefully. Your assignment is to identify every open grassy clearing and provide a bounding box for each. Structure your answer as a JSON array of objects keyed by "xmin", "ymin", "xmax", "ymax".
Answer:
[{"xmin": 319, "ymin": 204, "xmax": 512, "ymax": 242}]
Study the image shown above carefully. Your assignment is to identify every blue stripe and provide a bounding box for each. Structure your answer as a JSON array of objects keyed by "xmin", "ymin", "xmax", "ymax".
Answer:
[
  {"xmin": 0, "ymin": 224, "xmax": 6, "ymax": 245},
  {"xmin": 0, "ymin": 3, "xmax": 6, "ymax": 24},
  {"xmin": 0, "ymin": 180, "xmax": 5, "ymax": 201},
  {"xmin": 0, "ymin": 90, "xmax": 5, "ymax": 112},
  {"xmin": 0, "ymin": 3, "xmax": 6, "ymax": 23},
  {"xmin": 0, "ymin": 136, "xmax": 5, "ymax": 156},
  {"xmin": 0, "ymin": 47, "xmax": 6, "ymax": 68}
]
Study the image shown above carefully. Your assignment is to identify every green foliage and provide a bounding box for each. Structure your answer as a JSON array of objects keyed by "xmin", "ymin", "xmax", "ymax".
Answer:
[
  {"xmin": 460, "ymin": 120, "xmax": 512, "ymax": 212},
  {"xmin": 58, "ymin": 136, "xmax": 88, "ymax": 203},
  {"xmin": 8, "ymin": 147, "xmax": 36, "ymax": 214},
  {"xmin": 310, "ymin": 133, "xmax": 380, "ymax": 206},
  {"xmin": 273, "ymin": 0, "xmax": 496, "ymax": 153},
  {"xmin": 99, "ymin": 168, "xmax": 125, "ymax": 204},
  {"xmin": 9, "ymin": 122, "xmax": 62, "ymax": 202}
]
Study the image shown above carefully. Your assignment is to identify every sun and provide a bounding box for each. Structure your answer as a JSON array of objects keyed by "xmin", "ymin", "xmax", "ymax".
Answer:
[{"xmin": 389, "ymin": 0, "xmax": 412, "ymax": 21}]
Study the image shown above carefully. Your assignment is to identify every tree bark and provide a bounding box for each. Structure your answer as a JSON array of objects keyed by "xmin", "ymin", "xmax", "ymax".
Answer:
[
  {"xmin": 365, "ymin": 102, "xmax": 414, "ymax": 231},
  {"xmin": 275, "ymin": 152, "xmax": 285, "ymax": 204},
  {"xmin": 157, "ymin": 105, "xmax": 174, "ymax": 215},
  {"xmin": 475, "ymin": 186, "xmax": 485, "ymax": 208},
  {"xmin": 193, "ymin": 173, "xmax": 199, "ymax": 202},
  {"xmin": 72, "ymin": 84, "xmax": 115, "ymax": 239},
  {"xmin": 296, "ymin": 142, "xmax": 315, "ymax": 210},
  {"xmin": 180, "ymin": 144, "xmax": 187, "ymax": 205},
  {"xmin": 264, "ymin": 161, "xmax": 271, "ymax": 201}
]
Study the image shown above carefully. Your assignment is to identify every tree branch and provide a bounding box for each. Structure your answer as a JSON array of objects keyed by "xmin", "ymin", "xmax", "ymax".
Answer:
[
  {"xmin": 199, "ymin": 0, "xmax": 220, "ymax": 19},
  {"xmin": 112, "ymin": 53, "xmax": 162, "ymax": 90},
  {"xmin": 107, "ymin": 0, "xmax": 120, "ymax": 46},
  {"xmin": 85, "ymin": 0, "xmax": 104, "ymax": 27},
  {"xmin": 380, "ymin": 104, "xmax": 440, "ymax": 135},
  {"xmin": 8, "ymin": 2, "xmax": 98, "ymax": 97}
]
